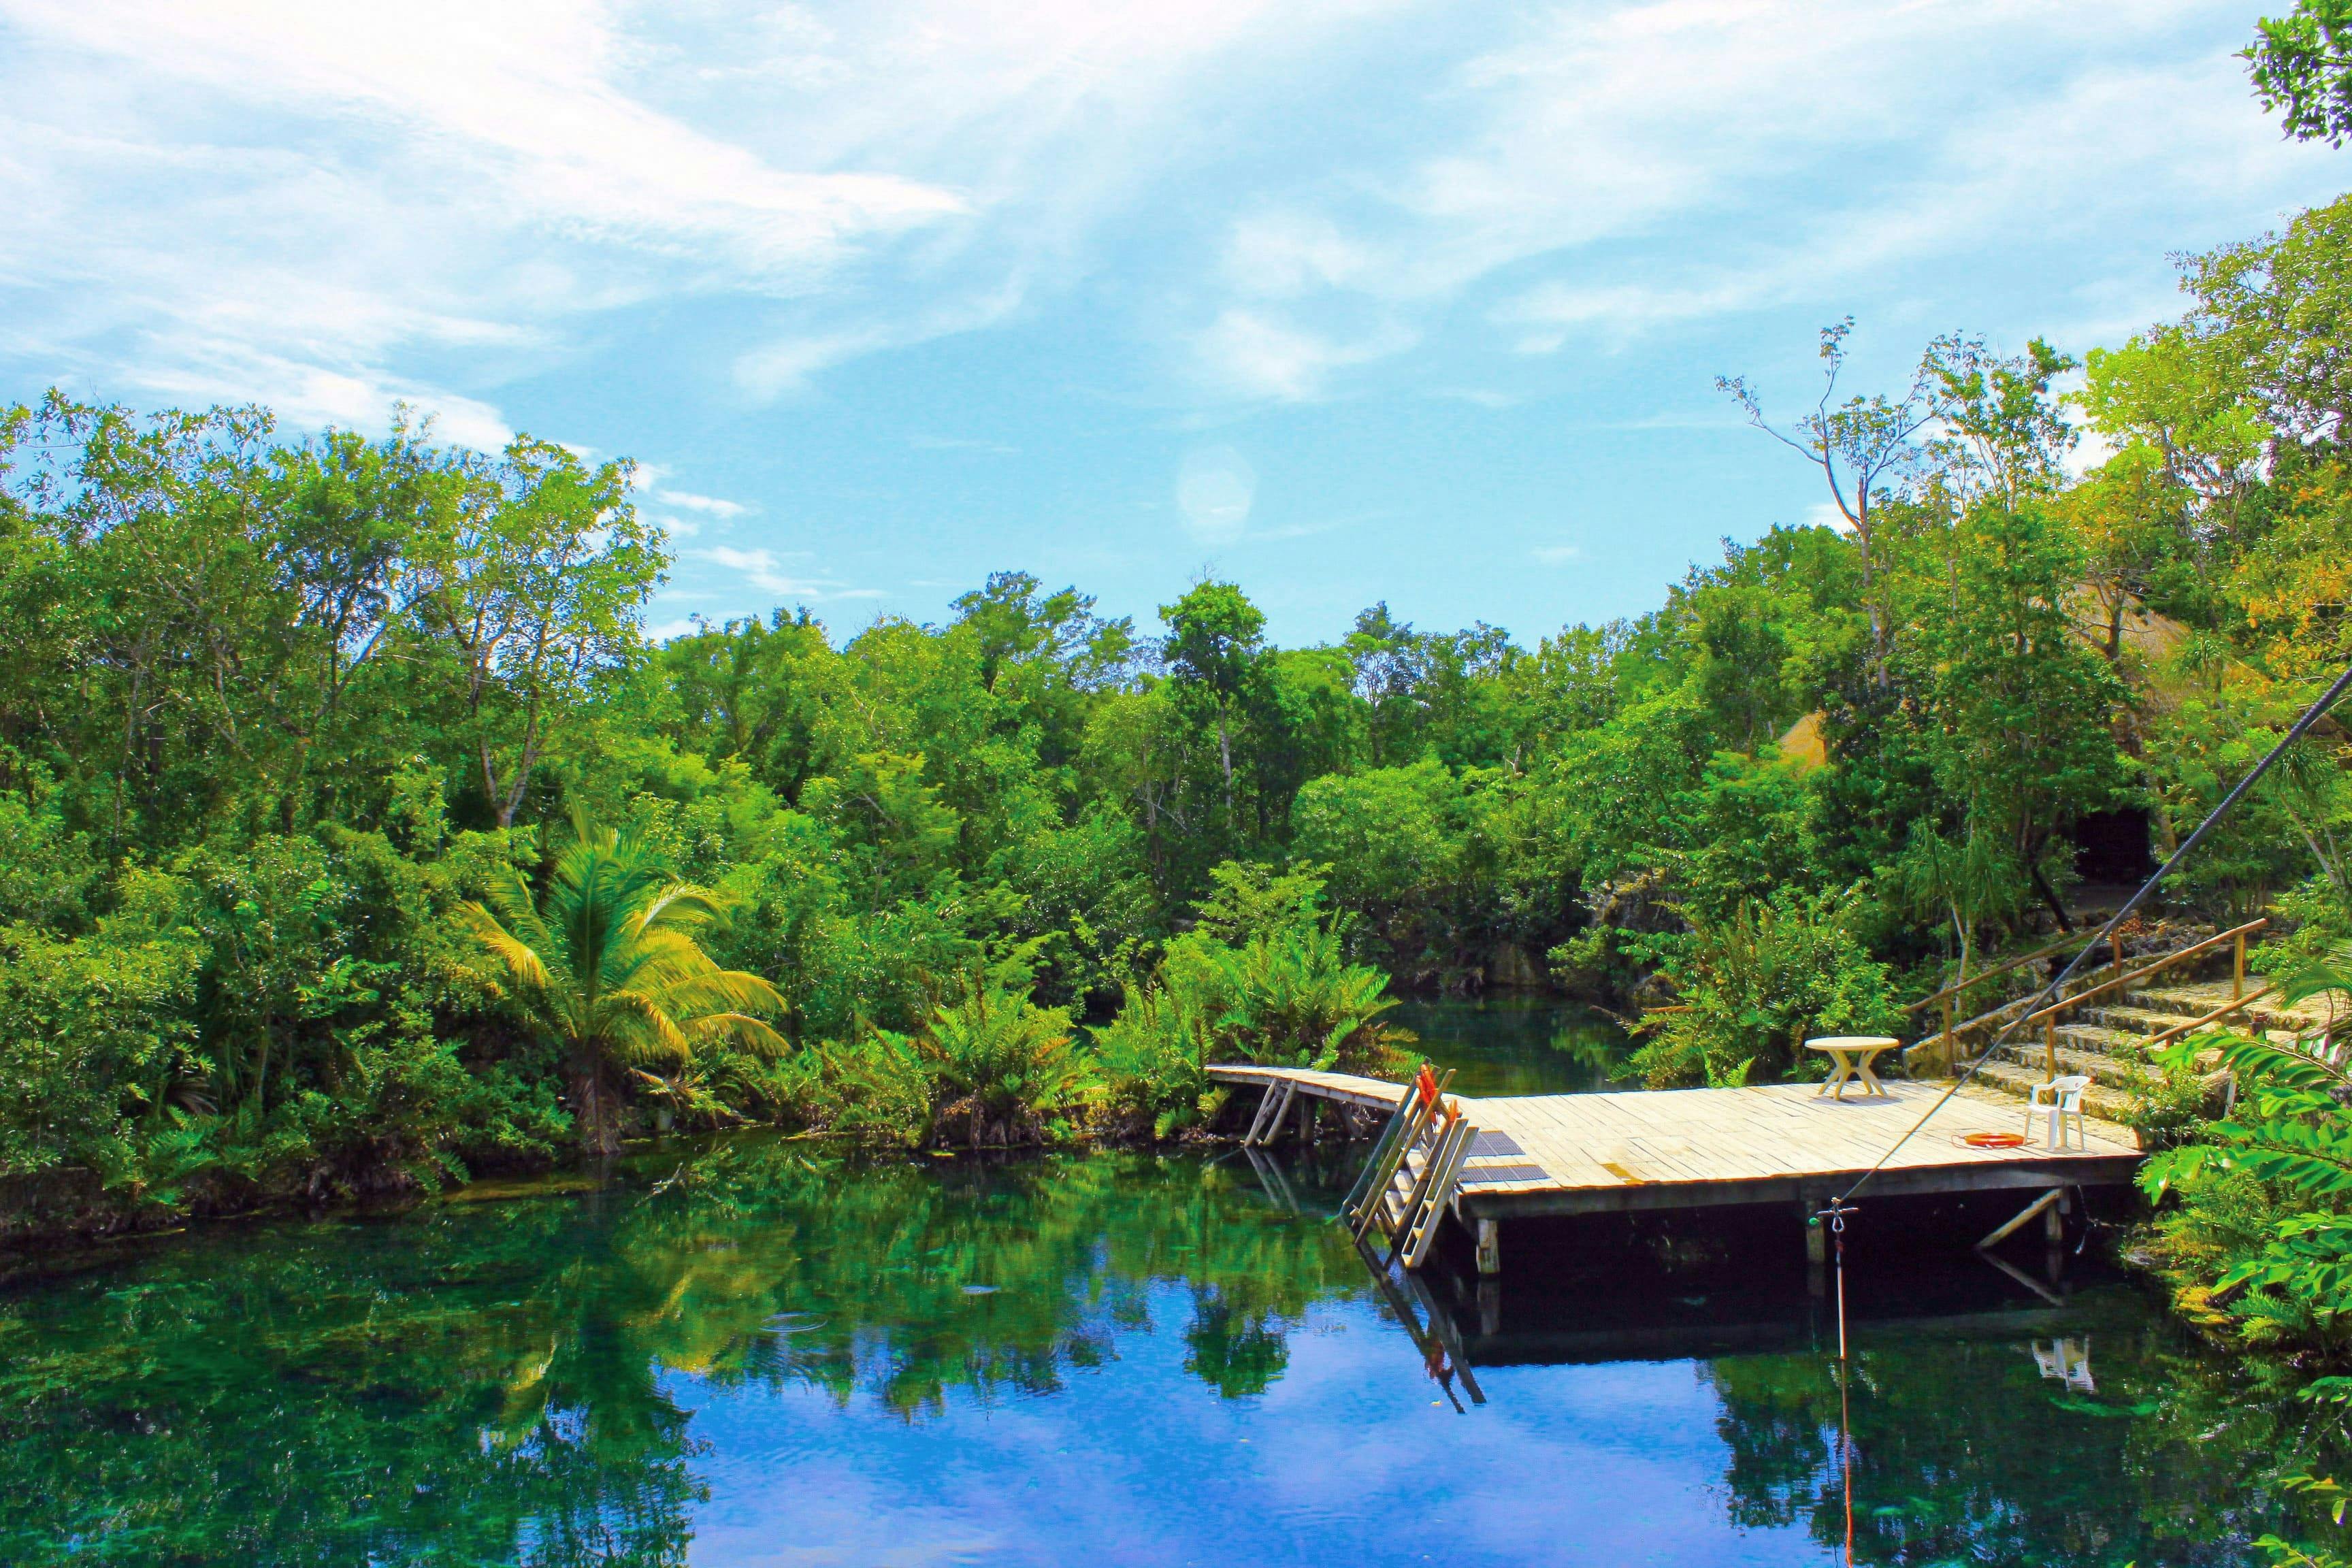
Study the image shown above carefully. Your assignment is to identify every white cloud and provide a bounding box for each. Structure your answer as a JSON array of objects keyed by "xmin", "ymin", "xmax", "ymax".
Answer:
[
  {"xmin": 734, "ymin": 332, "xmax": 893, "ymax": 401},
  {"xmin": 1194, "ymin": 310, "xmax": 1411, "ymax": 402},
  {"xmin": 0, "ymin": 1, "xmax": 1002, "ymax": 444},
  {"xmin": 1176, "ymin": 445, "xmax": 1257, "ymax": 542},
  {"xmin": 1183, "ymin": 0, "xmax": 2334, "ymax": 380},
  {"xmin": 1532, "ymin": 543, "xmax": 1581, "ymax": 565},
  {"xmin": 2, "ymin": 0, "xmax": 2337, "ymax": 463},
  {"xmin": 1222, "ymin": 210, "xmax": 1374, "ymax": 298},
  {"xmin": 691, "ymin": 544, "xmax": 873, "ymax": 601},
  {"xmin": 0, "ymin": 0, "xmax": 1425, "ymax": 425},
  {"xmin": 654, "ymin": 489, "xmax": 753, "ymax": 519},
  {"xmin": 7, "ymin": 1, "xmax": 964, "ymax": 277}
]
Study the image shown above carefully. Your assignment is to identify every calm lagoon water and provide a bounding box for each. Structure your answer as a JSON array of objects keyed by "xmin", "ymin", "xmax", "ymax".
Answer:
[
  {"xmin": 0, "ymin": 1004, "xmax": 2322, "ymax": 1567},
  {"xmin": 1390, "ymin": 994, "xmax": 1632, "ymax": 1097}
]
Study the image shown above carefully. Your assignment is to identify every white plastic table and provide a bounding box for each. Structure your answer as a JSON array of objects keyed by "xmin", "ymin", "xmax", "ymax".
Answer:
[{"xmin": 1807, "ymin": 1036, "xmax": 1901, "ymax": 1100}]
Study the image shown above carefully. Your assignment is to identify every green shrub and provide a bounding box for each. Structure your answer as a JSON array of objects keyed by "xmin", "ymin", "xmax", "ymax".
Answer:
[
  {"xmin": 1630, "ymin": 889, "xmax": 1898, "ymax": 1088},
  {"xmin": 0, "ymin": 919, "xmax": 201, "ymax": 1181}
]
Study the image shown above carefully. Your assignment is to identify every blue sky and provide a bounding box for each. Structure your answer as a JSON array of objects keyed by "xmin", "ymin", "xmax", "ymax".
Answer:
[{"xmin": 2, "ymin": 0, "xmax": 2345, "ymax": 646}]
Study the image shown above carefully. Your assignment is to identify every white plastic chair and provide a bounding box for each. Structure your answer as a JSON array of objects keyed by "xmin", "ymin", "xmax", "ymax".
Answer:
[
  {"xmin": 2031, "ymin": 1337, "xmax": 2095, "ymax": 1392},
  {"xmin": 2026, "ymin": 1075, "xmax": 2091, "ymax": 1150}
]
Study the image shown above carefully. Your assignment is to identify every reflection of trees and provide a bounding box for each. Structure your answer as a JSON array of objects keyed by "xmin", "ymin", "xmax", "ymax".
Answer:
[
  {"xmin": 1182, "ymin": 1290, "xmax": 1291, "ymax": 1396},
  {"xmin": 1704, "ymin": 1307, "xmax": 2348, "ymax": 1566},
  {"xmin": 0, "ymin": 1140, "xmax": 1367, "ymax": 1564},
  {"xmin": 0, "ymin": 1208, "xmax": 706, "ymax": 1567}
]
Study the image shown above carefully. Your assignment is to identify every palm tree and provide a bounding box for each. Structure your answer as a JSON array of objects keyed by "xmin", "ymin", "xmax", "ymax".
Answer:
[{"xmin": 458, "ymin": 808, "xmax": 787, "ymax": 1156}]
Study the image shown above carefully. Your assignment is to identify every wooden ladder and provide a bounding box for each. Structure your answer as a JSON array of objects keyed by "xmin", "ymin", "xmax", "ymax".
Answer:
[{"xmin": 1344, "ymin": 1066, "xmax": 1475, "ymax": 1271}]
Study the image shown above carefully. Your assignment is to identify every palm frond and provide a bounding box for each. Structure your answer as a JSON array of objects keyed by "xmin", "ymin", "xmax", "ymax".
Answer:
[
  {"xmin": 681, "ymin": 1013, "xmax": 790, "ymax": 1056},
  {"xmin": 599, "ymin": 987, "xmax": 696, "ymax": 1066},
  {"xmin": 647, "ymin": 968, "xmax": 786, "ymax": 1021},
  {"xmin": 634, "ymin": 882, "xmax": 730, "ymax": 934},
  {"xmin": 455, "ymin": 901, "xmax": 557, "ymax": 996},
  {"xmin": 2279, "ymin": 950, "xmax": 2352, "ymax": 1012},
  {"xmin": 476, "ymin": 866, "xmax": 557, "ymax": 953},
  {"xmin": 2170, "ymin": 1028, "xmax": 2352, "ymax": 1095}
]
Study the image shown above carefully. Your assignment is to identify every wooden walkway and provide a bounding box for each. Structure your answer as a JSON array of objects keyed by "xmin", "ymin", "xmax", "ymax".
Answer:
[{"xmin": 1205, "ymin": 1064, "xmax": 2141, "ymax": 1227}]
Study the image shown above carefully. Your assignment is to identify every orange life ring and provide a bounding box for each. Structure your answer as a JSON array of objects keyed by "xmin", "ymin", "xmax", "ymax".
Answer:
[{"xmin": 1963, "ymin": 1131, "xmax": 2027, "ymax": 1149}]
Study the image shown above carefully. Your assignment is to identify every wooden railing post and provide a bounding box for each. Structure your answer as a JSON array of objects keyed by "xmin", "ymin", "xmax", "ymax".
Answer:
[
  {"xmin": 1940, "ymin": 992, "xmax": 1955, "ymax": 1075},
  {"xmin": 2234, "ymin": 930, "xmax": 2247, "ymax": 1001}
]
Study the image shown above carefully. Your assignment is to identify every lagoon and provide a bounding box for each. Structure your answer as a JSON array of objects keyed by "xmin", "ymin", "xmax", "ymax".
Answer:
[{"xmin": 0, "ymin": 1111, "xmax": 2317, "ymax": 1567}]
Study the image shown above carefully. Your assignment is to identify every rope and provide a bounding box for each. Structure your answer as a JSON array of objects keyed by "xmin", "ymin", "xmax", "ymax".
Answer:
[{"xmin": 1830, "ymin": 655, "xmax": 2352, "ymax": 1210}]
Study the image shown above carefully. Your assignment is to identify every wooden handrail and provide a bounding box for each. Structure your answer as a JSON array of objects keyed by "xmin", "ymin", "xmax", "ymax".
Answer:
[
  {"xmin": 2017, "ymin": 918, "xmax": 2268, "ymax": 1026},
  {"xmin": 1901, "ymin": 930, "xmax": 2092, "ymax": 1015},
  {"xmin": 2140, "ymin": 982, "xmax": 2280, "ymax": 1050}
]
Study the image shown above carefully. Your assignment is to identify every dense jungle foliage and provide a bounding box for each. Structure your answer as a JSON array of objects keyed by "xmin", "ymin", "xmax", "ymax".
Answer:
[{"xmin": 11, "ymin": 180, "xmax": 2352, "ymax": 1249}]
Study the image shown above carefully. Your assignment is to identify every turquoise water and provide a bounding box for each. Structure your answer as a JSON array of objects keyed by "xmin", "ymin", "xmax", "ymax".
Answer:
[{"xmin": 0, "ymin": 1128, "xmax": 2324, "ymax": 1567}]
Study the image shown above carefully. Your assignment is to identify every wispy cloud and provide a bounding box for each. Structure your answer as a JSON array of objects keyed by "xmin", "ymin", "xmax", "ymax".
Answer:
[
  {"xmin": 1182, "ymin": 0, "xmax": 2331, "ymax": 381},
  {"xmin": 653, "ymin": 489, "xmax": 753, "ymax": 519},
  {"xmin": 691, "ymin": 544, "xmax": 877, "ymax": 602},
  {"xmin": 1192, "ymin": 310, "xmax": 1412, "ymax": 402}
]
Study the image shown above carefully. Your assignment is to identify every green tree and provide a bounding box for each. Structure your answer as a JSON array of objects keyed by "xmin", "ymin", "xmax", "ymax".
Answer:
[
  {"xmin": 417, "ymin": 438, "xmax": 662, "ymax": 828},
  {"xmin": 2249, "ymin": 1, "xmax": 2352, "ymax": 145},
  {"xmin": 1718, "ymin": 319, "xmax": 1943, "ymax": 672},
  {"xmin": 1159, "ymin": 580, "xmax": 1265, "ymax": 817}
]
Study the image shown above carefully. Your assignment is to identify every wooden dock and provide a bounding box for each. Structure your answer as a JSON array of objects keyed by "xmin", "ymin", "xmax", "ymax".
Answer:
[{"xmin": 1205, "ymin": 1064, "xmax": 2142, "ymax": 1269}]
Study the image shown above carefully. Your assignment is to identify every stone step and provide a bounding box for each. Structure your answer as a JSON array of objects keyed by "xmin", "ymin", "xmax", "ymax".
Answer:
[
  {"xmin": 2073, "ymin": 1002, "xmax": 2208, "ymax": 1036},
  {"xmin": 1987, "ymin": 1039, "xmax": 2159, "ymax": 1091},
  {"xmin": 1970, "ymin": 1058, "xmax": 2141, "ymax": 1122},
  {"xmin": 2123, "ymin": 984, "xmax": 2313, "ymax": 1034}
]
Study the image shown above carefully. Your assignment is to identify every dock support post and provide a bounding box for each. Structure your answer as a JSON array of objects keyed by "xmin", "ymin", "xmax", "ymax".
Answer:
[
  {"xmin": 1475, "ymin": 1218, "xmax": 1501, "ymax": 1276},
  {"xmin": 1978, "ymin": 1187, "xmax": 2065, "ymax": 1251},
  {"xmin": 1802, "ymin": 1188, "xmax": 1827, "ymax": 1265},
  {"xmin": 2046, "ymin": 1187, "xmax": 2070, "ymax": 1244}
]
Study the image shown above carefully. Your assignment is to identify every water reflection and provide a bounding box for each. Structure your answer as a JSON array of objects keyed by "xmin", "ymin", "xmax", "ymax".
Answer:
[{"xmin": 0, "ymin": 1134, "xmax": 2335, "ymax": 1566}]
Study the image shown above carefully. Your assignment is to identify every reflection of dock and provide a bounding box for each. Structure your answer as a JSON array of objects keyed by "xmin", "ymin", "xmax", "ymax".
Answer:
[
  {"xmin": 1207, "ymin": 1065, "xmax": 2140, "ymax": 1272},
  {"xmin": 1458, "ymin": 1303, "xmax": 2083, "ymax": 1367}
]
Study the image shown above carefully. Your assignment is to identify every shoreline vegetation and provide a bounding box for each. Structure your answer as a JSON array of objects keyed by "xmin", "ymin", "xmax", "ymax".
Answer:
[{"xmin": 9, "ymin": 193, "xmax": 2352, "ymax": 1281}]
